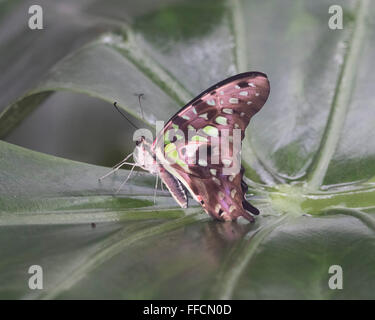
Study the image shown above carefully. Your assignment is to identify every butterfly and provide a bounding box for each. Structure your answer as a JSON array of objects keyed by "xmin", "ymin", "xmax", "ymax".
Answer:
[{"xmin": 103, "ymin": 72, "xmax": 270, "ymax": 222}]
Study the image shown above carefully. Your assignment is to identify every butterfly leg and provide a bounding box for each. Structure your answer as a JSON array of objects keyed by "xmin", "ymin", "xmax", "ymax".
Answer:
[
  {"xmin": 99, "ymin": 152, "xmax": 134, "ymax": 181},
  {"xmin": 115, "ymin": 164, "xmax": 136, "ymax": 194}
]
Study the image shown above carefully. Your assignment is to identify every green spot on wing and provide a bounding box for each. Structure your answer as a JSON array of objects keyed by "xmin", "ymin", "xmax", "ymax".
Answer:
[
  {"xmin": 215, "ymin": 116, "xmax": 228, "ymax": 125},
  {"xmin": 191, "ymin": 135, "xmax": 208, "ymax": 142},
  {"xmin": 169, "ymin": 150, "xmax": 179, "ymax": 161},
  {"xmin": 164, "ymin": 132, "xmax": 171, "ymax": 144},
  {"xmin": 203, "ymin": 125, "xmax": 219, "ymax": 137},
  {"xmin": 165, "ymin": 143, "xmax": 176, "ymax": 153}
]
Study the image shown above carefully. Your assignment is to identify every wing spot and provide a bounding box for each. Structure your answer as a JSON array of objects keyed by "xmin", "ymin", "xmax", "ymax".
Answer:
[
  {"xmin": 182, "ymin": 114, "xmax": 190, "ymax": 120},
  {"xmin": 198, "ymin": 159, "xmax": 207, "ymax": 167},
  {"xmin": 184, "ymin": 144, "xmax": 199, "ymax": 157},
  {"xmin": 248, "ymin": 82, "xmax": 256, "ymax": 87},
  {"xmin": 221, "ymin": 212, "xmax": 232, "ymax": 220},
  {"xmin": 255, "ymin": 92, "xmax": 260, "ymax": 96},
  {"xmin": 235, "ymin": 85, "xmax": 241, "ymax": 89},
  {"xmin": 164, "ymin": 143, "xmax": 176, "ymax": 154},
  {"xmin": 220, "ymin": 99, "xmax": 224, "ymax": 105},
  {"xmin": 212, "ymin": 177, "xmax": 221, "ymax": 185},
  {"xmin": 215, "ymin": 204, "xmax": 222, "ymax": 214},
  {"xmin": 222, "ymin": 159, "xmax": 232, "ymax": 167},
  {"xmin": 247, "ymin": 101, "xmax": 253, "ymax": 105},
  {"xmin": 215, "ymin": 116, "xmax": 228, "ymax": 125},
  {"xmin": 220, "ymin": 90, "xmax": 225, "ymax": 95},
  {"xmin": 229, "ymin": 205, "xmax": 236, "ymax": 213},
  {"xmin": 188, "ymin": 124, "xmax": 195, "ymax": 131},
  {"xmin": 229, "ymin": 175, "xmax": 236, "ymax": 182},
  {"xmin": 222, "ymin": 108, "xmax": 233, "ymax": 114},
  {"xmin": 203, "ymin": 126, "xmax": 219, "ymax": 137},
  {"xmin": 191, "ymin": 135, "xmax": 208, "ymax": 142},
  {"xmin": 207, "ymin": 99, "xmax": 216, "ymax": 106},
  {"xmin": 192, "ymin": 107, "xmax": 197, "ymax": 114},
  {"xmin": 240, "ymin": 112, "xmax": 245, "ymax": 117},
  {"xmin": 210, "ymin": 168, "xmax": 217, "ymax": 176},
  {"xmin": 234, "ymin": 123, "xmax": 240, "ymax": 129},
  {"xmin": 231, "ymin": 189, "xmax": 237, "ymax": 198},
  {"xmin": 218, "ymin": 191, "xmax": 225, "ymax": 200},
  {"xmin": 199, "ymin": 113, "xmax": 208, "ymax": 120},
  {"xmin": 229, "ymin": 98, "xmax": 239, "ymax": 104},
  {"xmin": 239, "ymin": 91, "xmax": 248, "ymax": 96}
]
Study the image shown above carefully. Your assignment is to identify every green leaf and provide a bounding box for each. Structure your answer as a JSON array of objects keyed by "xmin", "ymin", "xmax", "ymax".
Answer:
[{"xmin": 1, "ymin": 0, "xmax": 375, "ymax": 299}]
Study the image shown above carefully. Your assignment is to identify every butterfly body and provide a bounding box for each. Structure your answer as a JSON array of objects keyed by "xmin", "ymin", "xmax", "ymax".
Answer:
[{"xmin": 133, "ymin": 72, "xmax": 270, "ymax": 222}]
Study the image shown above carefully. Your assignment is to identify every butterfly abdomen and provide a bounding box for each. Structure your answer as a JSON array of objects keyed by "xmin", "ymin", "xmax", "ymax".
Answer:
[{"xmin": 158, "ymin": 166, "xmax": 187, "ymax": 208}]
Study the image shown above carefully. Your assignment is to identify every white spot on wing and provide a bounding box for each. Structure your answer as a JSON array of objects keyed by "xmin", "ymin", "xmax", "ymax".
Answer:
[
  {"xmin": 215, "ymin": 204, "xmax": 221, "ymax": 213},
  {"xmin": 207, "ymin": 99, "xmax": 216, "ymax": 106},
  {"xmin": 199, "ymin": 113, "xmax": 208, "ymax": 120},
  {"xmin": 198, "ymin": 159, "xmax": 207, "ymax": 167},
  {"xmin": 212, "ymin": 177, "xmax": 221, "ymax": 185},
  {"xmin": 222, "ymin": 159, "xmax": 232, "ymax": 167},
  {"xmin": 229, "ymin": 98, "xmax": 239, "ymax": 104}
]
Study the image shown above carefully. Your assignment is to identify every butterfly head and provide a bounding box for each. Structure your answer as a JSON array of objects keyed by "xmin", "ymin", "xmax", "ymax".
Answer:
[{"xmin": 134, "ymin": 136, "xmax": 159, "ymax": 174}]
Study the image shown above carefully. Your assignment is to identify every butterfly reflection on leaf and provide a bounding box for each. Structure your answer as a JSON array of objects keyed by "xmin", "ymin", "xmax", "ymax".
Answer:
[{"xmin": 102, "ymin": 72, "xmax": 270, "ymax": 222}]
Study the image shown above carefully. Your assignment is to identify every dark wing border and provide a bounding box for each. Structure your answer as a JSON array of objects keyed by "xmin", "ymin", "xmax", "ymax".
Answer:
[{"xmin": 161, "ymin": 71, "xmax": 268, "ymax": 128}]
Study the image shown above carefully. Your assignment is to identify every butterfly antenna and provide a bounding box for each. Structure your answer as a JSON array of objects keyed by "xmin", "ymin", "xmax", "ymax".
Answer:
[
  {"xmin": 115, "ymin": 164, "xmax": 136, "ymax": 194},
  {"xmin": 113, "ymin": 102, "xmax": 139, "ymax": 130},
  {"xmin": 98, "ymin": 152, "xmax": 134, "ymax": 181},
  {"xmin": 153, "ymin": 174, "xmax": 159, "ymax": 204},
  {"xmin": 134, "ymin": 93, "xmax": 145, "ymax": 121}
]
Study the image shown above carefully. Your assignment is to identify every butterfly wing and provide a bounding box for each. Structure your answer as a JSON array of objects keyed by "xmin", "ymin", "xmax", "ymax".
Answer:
[{"xmin": 154, "ymin": 72, "xmax": 270, "ymax": 221}]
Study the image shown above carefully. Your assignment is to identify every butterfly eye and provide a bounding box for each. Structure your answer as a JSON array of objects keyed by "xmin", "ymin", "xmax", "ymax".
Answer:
[{"xmin": 135, "ymin": 136, "xmax": 146, "ymax": 146}]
